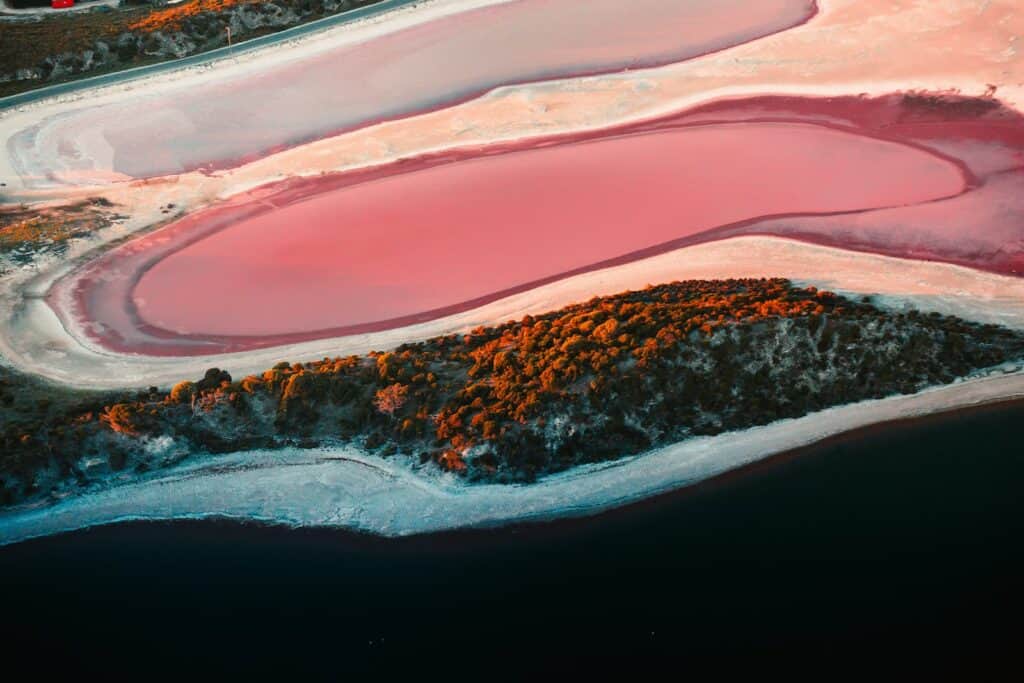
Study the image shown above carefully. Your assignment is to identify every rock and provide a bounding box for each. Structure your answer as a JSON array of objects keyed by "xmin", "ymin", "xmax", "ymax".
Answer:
[
  {"xmin": 43, "ymin": 53, "xmax": 77, "ymax": 79},
  {"xmin": 141, "ymin": 32, "xmax": 164, "ymax": 56},
  {"xmin": 197, "ymin": 368, "xmax": 232, "ymax": 392},
  {"xmin": 16, "ymin": 67, "xmax": 43, "ymax": 82},
  {"xmin": 66, "ymin": 53, "xmax": 85, "ymax": 74},
  {"xmin": 163, "ymin": 31, "xmax": 198, "ymax": 58},
  {"xmin": 115, "ymin": 32, "xmax": 142, "ymax": 61}
]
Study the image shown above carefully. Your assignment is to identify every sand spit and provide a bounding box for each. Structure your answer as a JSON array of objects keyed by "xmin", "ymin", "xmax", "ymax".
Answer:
[
  {"xmin": 1, "ymin": 354, "xmax": 1021, "ymax": 547},
  {"xmin": 5, "ymin": 236, "xmax": 1024, "ymax": 544}
]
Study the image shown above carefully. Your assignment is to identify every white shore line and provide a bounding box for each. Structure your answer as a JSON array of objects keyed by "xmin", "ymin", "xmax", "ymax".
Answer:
[
  {"xmin": 3, "ymin": 0, "xmax": 1020, "ymax": 200},
  {"xmin": 0, "ymin": 0, "xmax": 543, "ymax": 190},
  {"xmin": 5, "ymin": 235, "xmax": 1024, "ymax": 389},
  {"xmin": 4, "ymin": 235, "xmax": 1023, "ymax": 543},
  {"xmin": 1, "ymin": 356, "xmax": 1021, "ymax": 546}
]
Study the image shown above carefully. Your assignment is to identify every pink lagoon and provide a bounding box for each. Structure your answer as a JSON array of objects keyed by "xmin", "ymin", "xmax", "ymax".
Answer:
[{"xmin": 60, "ymin": 100, "xmax": 982, "ymax": 356}]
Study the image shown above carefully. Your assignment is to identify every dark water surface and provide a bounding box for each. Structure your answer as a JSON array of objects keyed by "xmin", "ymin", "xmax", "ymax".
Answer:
[{"xmin": 2, "ymin": 401, "xmax": 1022, "ymax": 675}]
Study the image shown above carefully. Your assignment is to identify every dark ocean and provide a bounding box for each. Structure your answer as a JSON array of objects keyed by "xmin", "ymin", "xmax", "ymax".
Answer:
[{"xmin": 2, "ymin": 401, "xmax": 1022, "ymax": 677}]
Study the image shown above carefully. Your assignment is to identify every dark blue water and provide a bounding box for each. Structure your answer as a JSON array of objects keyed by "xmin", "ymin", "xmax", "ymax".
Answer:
[{"xmin": 2, "ymin": 402, "xmax": 1022, "ymax": 676}]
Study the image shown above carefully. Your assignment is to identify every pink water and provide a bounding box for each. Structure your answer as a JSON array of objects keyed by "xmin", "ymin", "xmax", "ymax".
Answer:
[
  {"xmin": 11, "ymin": 0, "xmax": 815, "ymax": 181},
  {"xmin": 705, "ymin": 99, "xmax": 1024, "ymax": 276},
  {"xmin": 134, "ymin": 123, "xmax": 965, "ymax": 336},
  {"xmin": 59, "ymin": 117, "xmax": 966, "ymax": 356}
]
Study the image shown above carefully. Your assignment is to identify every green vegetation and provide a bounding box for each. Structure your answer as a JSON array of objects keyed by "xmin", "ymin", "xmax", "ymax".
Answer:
[{"xmin": 2, "ymin": 278, "xmax": 1023, "ymax": 507}]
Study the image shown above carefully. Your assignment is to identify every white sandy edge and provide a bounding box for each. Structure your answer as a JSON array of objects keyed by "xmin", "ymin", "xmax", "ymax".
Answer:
[
  {"xmin": 5, "ymin": 235, "xmax": 1024, "ymax": 389},
  {"xmin": 0, "ymin": 356, "xmax": 1020, "ymax": 546},
  {"xmin": 4, "ymin": 0, "xmax": 1020, "ymax": 197},
  {"xmin": 0, "ymin": 0, "xmax": 516, "ymax": 188}
]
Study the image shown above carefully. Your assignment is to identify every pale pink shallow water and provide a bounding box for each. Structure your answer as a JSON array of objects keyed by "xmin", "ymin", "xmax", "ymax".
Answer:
[
  {"xmin": 61, "ymin": 93, "xmax": 1024, "ymax": 357},
  {"xmin": 9, "ymin": 0, "xmax": 815, "ymax": 182},
  {"xmin": 699, "ymin": 97, "xmax": 1024, "ymax": 276},
  {"xmin": 135, "ymin": 123, "xmax": 964, "ymax": 336},
  {"xmin": 59, "ymin": 113, "xmax": 971, "ymax": 356}
]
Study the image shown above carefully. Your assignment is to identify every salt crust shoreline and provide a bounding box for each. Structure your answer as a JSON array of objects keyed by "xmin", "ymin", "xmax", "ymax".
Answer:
[
  {"xmin": 0, "ymin": 0, "xmax": 512, "ymax": 182},
  {"xmin": 3, "ymin": 0, "xmax": 1020, "ymax": 198},
  {"xmin": 6, "ymin": 236, "xmax": 1024, "ymax": 388}
]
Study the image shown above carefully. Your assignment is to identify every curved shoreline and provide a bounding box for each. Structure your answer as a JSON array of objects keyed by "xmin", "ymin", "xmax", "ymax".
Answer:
[
  {"xmin": 38, "ymin": 90, "xmax": 1024, "ymax": 359},
  {"xmin": 1, "ymin": 355, "xmax": 1020, "ymax": 546},
  {"xmin": 58, "ymin": 114, "xmax": 970, "ymax": 355},
  {"xmin": 7, "ymin": 235, "xmax": 1024, "ymax": 389},
  {"xmin": 11, "ymin": 395, "xmax": 1024, "ymax": 548},
  {"xmin": 3, "ymin": 0, "xmax": 1018, "ymax": 208},
  {"xmin": 2, "ymin": 0, "xmax": 818, "ymax": 185}
]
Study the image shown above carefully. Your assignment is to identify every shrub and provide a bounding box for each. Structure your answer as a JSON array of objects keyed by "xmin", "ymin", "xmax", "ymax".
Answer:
[{"xmin": 168, "ymin": 381, "xmax": 196, "ymax": 404}]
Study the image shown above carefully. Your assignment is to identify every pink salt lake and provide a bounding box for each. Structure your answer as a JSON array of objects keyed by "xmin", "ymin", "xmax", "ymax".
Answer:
[{"xmin": 63, "ymin": 116, "xmax": 968, "ymax": 355}]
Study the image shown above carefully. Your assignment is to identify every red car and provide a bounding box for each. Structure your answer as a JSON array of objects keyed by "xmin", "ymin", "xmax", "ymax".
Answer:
[{"xmin": 51, "ymin": 0, "xmax": 75, "ymax": 8}]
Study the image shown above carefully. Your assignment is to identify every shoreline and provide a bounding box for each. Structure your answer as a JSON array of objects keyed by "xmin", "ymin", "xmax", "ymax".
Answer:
[
  {"xmin": 3, "ymin": 394, "xmax": 1021, "ymax": 679},
  {"xmin": 7, "ymin": 235, "xmax": 1024, "ymax": 389},
  {"xmin": 4, "ymin": 0, "xmax": 1021, "ymax": 201},
  {"xmin": 0, "ymin": 0, "xmax": 818, "ymax": 187},
  {"xmin": 59, "ymin": 112, "xmax": 972, "ymax": 356},
  {"xmin": 1, "ymin": 358, "xmax": 1021, "ymax": 546},
  {"xmin": 0, "ymin": 0, "xmax": 511, "ymax": 188},
  {"xmin": 13, "ymin": 393, "xmax": 1022, "ymax": 550}
]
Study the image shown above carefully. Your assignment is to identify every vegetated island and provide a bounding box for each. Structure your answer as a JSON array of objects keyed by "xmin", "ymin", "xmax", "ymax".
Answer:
[{"xmin": 2, "ymin": 277, "xmax": 1023, "ymax": 508}]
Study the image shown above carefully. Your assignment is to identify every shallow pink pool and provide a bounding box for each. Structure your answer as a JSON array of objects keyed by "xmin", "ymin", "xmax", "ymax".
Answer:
[
  {"xmin": 11, "ymin": 0, "xmax": 815, "ymax": 182},
  {"xmin": 61, "ymin": 113, "xmax": 970, "ymax": 355}
]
